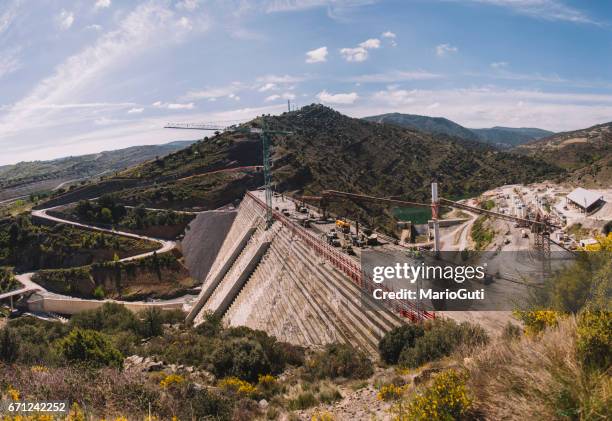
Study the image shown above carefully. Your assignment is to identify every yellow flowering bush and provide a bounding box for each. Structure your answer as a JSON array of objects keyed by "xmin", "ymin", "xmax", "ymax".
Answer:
[
  {"xmin": 396, "ymin": 369, "xmax": 472, "ymax": 421},
  {"xmin": 377, "ymin": 383, "xmax": 408, "ymax": 401},
  {"xmin": 30, "ymin": 365, "xmax": 48, "ymax": 373},
  {"xmin": 582, "ymin": 233, "xmax": 612, "ymax": 251},
  {"xmin": 7, "ymin": 386, "xmax": 20, "ymax": 401},
  {"xmin": 514, "ymin": 310, "xmax": 561, "ymax": 336},
  {"xmin": 257, "ymin": 374, "xmax": 276, "ymax": 387},
  {"xmin": 218, "ymin": 377, "xmax": 257, "ymax": 396},
  {"xmin": 311, "ymin": 411, "xmax": 335, "ymax": 421},
  {"xmin": 576, "ymin": 310, "xmax": 611, "ymax": 370},
  {"xmin": 159, "ymin": 374, "xmax": 185, "ymax": 389}
]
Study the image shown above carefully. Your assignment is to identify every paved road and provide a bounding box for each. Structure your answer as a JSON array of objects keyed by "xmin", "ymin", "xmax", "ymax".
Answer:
[
  {"xmin": 31, "ymin": 206, "xmax": 176, "ymax": 260},
  {"xmin": 1, "ymin": 205, "xmax": 191, "ymax": 313}
]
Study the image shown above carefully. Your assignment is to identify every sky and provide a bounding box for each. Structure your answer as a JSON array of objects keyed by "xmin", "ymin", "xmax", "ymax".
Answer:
[{"xmin": 0, "ymin": 0, "xmax": 611, "ymax": 165}]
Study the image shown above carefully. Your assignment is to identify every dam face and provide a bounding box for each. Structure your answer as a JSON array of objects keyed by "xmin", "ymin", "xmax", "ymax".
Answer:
[{"xmin": 186, "ymin": 191, "xmax": 407, "ymax": 356}]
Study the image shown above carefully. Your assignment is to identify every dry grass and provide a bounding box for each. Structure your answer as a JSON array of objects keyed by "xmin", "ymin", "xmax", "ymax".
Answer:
[{"xmin": 465, "ymin": 317, "xmax": 610, "ymax": 420}]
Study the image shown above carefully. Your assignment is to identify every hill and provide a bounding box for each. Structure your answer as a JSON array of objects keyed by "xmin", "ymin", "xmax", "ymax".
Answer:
[
  {"xmin": 515, "ymin": 122, "xmax": 612, "ymax": 186},
  {"xmin": 364, "ymin": 113, "xmax": 553, "ymax": 148},
  {"xmin": 471, "ymin": 126, "xmax": 553, "ymax": 147},
  {"xmin": 46, "ymin": 105, "xmax": 563, "ymax": 232},
  {"xmin": 363, "ymin": 113, "xmax": 480, "ymax": 142},
  {"xmin": 0, "ymin": 140, "xmax": 197, "ymax": 202}
]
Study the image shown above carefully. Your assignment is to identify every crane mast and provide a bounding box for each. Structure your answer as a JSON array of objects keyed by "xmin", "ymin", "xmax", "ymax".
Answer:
[{"xmin": 164, "ymin": 118, "xmax": 291, "ymax": 228}]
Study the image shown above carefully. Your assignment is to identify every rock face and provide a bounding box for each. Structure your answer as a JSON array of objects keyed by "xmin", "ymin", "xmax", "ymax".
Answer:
[{"xmin": 180, "ymin": 210, "xmax": 237, "ymax": 282}]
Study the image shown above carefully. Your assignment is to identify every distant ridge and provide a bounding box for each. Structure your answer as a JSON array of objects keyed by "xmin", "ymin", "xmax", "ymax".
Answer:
[
  {"xmin": 0, "ymin": 140, "xmax": 198, "ymax": 201},
  {"xmin": 515, "ymin": 121, "xmax": 611, "ymax": 186},
  {"xmin": 364, "ymin": 113, "xmax": 553, "ymax": 148}
]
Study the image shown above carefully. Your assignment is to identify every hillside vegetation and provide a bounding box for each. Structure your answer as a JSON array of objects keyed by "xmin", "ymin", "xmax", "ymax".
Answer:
[
  {"xmin": 364, "ymin": 112, "xmax": 553, "ymax": 148},
  {"xmin": 52, "ymin": 195, "xmax": 195, "ymax": 239},
  {"xmin": 516, "ymin": 121, "xmax": 612, "ymax": 186},
  {"xmin": 0, "ymin": 215, "xmax": 159, "ymax": 272},
  {"xmin": 0, "ymin": 141, "xmax": 196, "ymax": 202},
  {"xmin": 43, "ymin": 105, "xmax": 563, "ymax": 232}
]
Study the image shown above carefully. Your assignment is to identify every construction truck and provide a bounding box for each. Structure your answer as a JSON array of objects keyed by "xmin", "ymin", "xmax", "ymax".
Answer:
[{"xmin": 336, "ymin": 218, "xmax": 351, "ymax": 233}]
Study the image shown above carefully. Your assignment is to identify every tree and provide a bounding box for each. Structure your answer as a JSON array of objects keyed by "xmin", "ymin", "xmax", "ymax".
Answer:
[
  {"xmin": 140, "ymin": 307, "xmax": 163, "ymax": 338},
  {"xmin": 57, "ymin": 328, "xmax": 123, "ymax": 368},
  {"xmin": 100, "ymin": 207, "xmax": 113, "ymax": 224},
  {"xmin": 0, "ymin": 327, "xmax": 20, "ymax": 364}
]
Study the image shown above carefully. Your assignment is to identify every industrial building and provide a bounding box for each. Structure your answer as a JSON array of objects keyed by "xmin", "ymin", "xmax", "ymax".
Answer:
[{"xmin": 566, "ymin": 187, "xmax": 605, "ymax": 214}]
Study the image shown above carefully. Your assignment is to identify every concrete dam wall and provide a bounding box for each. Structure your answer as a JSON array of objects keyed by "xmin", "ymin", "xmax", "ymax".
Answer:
[{"xmin": 186, "ymin": 192, "xmax": 407, "ymax": 356}]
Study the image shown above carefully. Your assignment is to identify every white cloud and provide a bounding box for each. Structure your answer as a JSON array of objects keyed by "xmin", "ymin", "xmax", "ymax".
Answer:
[
  {"xmin": 457, "ymin": 0, "xmax": 598, "ymax": 25},
  {"xmin": 127, "ymin": 107, "xmax": 144, "ymax": 114},
  {"xmin": 0, "ymin": 48, "xmax": 21, "ymax": 79},
  {"xmin": 258, "ymin": 83, "xmax": 277, "ymax": 92},
  {"xmin": 490, "ymin": 61, "xmax": 508, "ymax": 69},
  {"xmin": 0, "ymin": 1, "xmax": 20, "ymax": 35},
  {"xmin": 436, "ymin": 43, "xmax": 458, "ymax": 57},
  {"xmin": 57, "ymin": 10, "xmax": 75, "ymax": 30},
  {"xmin": 316, "ymin": 90, "xmax": 358, "ymax": 104},
  {"xmin": 176, "ymin": 0, "xmax": 199, "ymax": 11},
  {"xmin": 341, "ymin": 37, "xmax": 382, "ymax": 62},
  {"xmin": 359, "ymin": 38, "xmax": 380, "ymax": 49},
  {"xmin": 305, "ymin": 46, "xmax": 328, "ymax": 63},
  {"xmin": 349, "ymin": 70, "xmax": 443, "ymax": 83},
  {"xmin": 86, "ymin": 24, "xmax": 103, "ymax": 31},
  {"xmin": 264, "ymin": 0, "xmax": 376, "ymax": 14},
  {"xmin": 256, "ymin": 74, "xmax": 306, "ymax": 84},
  {"xmin": 177, "ymin": 16, "xmax": 192, "ymax": 30},
  {"xmin": 382, "ymin": 30, "xmax": 397, "ymax": 46},
  {"xmin": 340, "ymin": 47, "xmax": 368, "ymax": 62},
  {"xmin": 367, "ymin": 86, "xmax": 612, "ymax": 131},
  {"xmin": 153, "ymin": 101, "xmax": 195, "ymax": 109},
  {"xmin": 94, "ymin": 0, "xmax": 111, "ymax": 11},
  {"xmin": 0, "ymin": 2, "xmax": 205, "ymax": 144},
  {"xmin": 168, "ymin": 102, "xmax": 194, "ymax": 109},
  {"xmin": 265, "ymin": 92, "xmax": 296, "ymax": 102},
  {"xmin": 183, "ymin": 82, "xmax": 243, "ymax": 100}
]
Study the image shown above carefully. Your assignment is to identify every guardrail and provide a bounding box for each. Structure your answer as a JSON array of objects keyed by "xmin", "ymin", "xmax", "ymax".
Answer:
[{"xmin": 246, "ymin": 192, "xmax": 434, "ymax": 321}]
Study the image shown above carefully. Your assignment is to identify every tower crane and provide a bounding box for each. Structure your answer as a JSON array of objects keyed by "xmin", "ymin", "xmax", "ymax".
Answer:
[{"xmin": 164, "ymin": 118, "xmax": 292, "ymax": 228}]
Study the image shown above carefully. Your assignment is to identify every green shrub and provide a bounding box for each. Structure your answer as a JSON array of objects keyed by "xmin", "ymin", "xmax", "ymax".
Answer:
[
  {"xmin": 195, "ymin": 311, "xmax": 223, "ymax": 336},
  {"xmin": 210, "ymin": 337, "xmax": 272, "ymax": 382},
  {"xmin": 576, "ymin": 311, "xmax": 611, "ymax": 370},
  {"xmin": 139, "ymin": 307, "xmax": 164, "ymax": 338},
  {"xmin": 306, "ymin": 343, "xmax": 373, "ymax": 380},
  {"xmin": 398, "ymin": 319, "xmax": 488, "ymax": 368},
  {"xmin": 401, "ymin": 369, "xmax": 473, "ymax": 421},
  {"xmin": 378, "ymin": 324, "xmax": 425, "ymax": 364},
  {"xmin": 56, "ymin": 328, "xmax": 124, "ymax": 368},
  {"xmin": 501, "ymin": 322, "xmax": 522, "ymax": 341},
  {"xmin": 70, "ymin": 303, "xmax": 140, "ymax": 335},
  {"xmin": 0, "ymin": 327, "xmax": 19, "ymax": 363},
  {"xmin": 288, "ymin": 391, "xmax": 317, "ymax": 410},
  {"xmin": 93, "ymin": 285, "xmax": 105, "ymax": 299}
]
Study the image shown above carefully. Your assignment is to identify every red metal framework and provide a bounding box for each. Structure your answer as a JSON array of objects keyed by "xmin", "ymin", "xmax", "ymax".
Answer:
[{"xmin": 246, "ymin": 192, "xmax": 435, "ymax": 321}]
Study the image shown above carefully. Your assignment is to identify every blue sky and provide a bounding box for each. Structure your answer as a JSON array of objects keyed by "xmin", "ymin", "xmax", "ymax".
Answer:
[{"xmin": 0, "ymin": 0, "xmax": 611, "ymax": 165}]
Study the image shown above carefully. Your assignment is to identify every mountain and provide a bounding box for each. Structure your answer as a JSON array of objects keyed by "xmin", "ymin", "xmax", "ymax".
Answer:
[
  {"xmin": 44, "ymin": 105, "xmax": 563, "ymax": 232},
  {"xmin": 0, "ymin": 140, "xmax": 197, "ymax": 201},
  {"xmin": 515, "ymin": 122, "xmax": 612, "ymax": 186},
  {"xmin": 363, "ymin": 113, "xmax": 553, "ymax": 148},
  {"xmin": 363, "ymin": 113, "xmax": 480, "ymax": 142},
  {"xmin": 471, "ymin": 127, "xmax": 553, "ymax": 147}
]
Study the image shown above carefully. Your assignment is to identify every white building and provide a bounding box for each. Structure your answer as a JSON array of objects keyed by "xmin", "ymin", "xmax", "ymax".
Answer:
[{"xmin": 566, "ymin": 188, "xmax": 604, "ymax": 213}]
